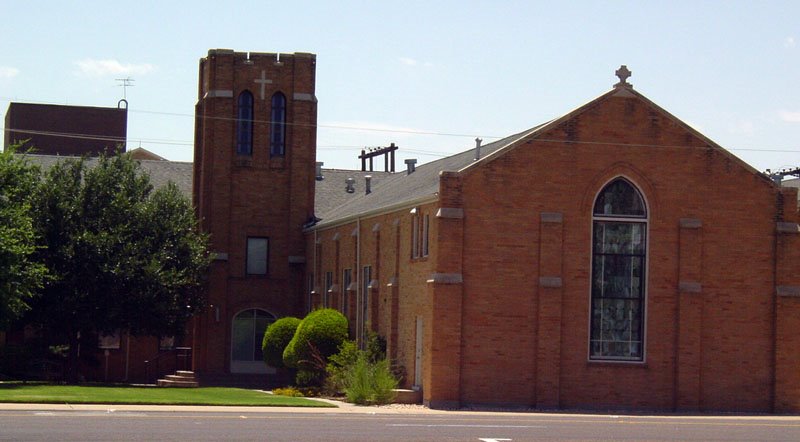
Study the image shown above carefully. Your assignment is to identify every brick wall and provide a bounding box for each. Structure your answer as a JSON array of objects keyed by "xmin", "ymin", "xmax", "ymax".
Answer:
[
  {"xmin": 4, "ymin": 102, "xmax": 127, "ymax": 156},
  {"xmin": 452, "ymin": 92, "xmax": 789, "ymax": 411}
]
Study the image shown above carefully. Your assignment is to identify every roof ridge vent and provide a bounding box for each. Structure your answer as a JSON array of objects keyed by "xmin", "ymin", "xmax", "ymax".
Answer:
[
  {"xmin": 405, "ymin": 158, "xmax": 417, "ymax": 175},
  {"xmin": 474, "ymin": 138, "xmax": 483, "ymax": 161},
  {"xmin": 345, "ymin": 177, "xmax": 355, "ymax": 193},
  {"xmin": 316, "ymin": 162, "xmax": 324, "ymax": 181}
]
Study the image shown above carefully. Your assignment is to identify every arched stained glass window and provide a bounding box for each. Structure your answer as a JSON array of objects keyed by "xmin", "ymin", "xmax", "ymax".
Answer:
[
  {"xmin": 270, "ymin": 92, "xmax": 287, "ymax": 156},
  {"xmin": 236, "ymin": 91, "xmax": 254, "ymax": 155},
  {"xmin": 590, "ymin": 178, "xmax": 647, "ymax": 361},
  {"xmin": 593, "ymin": 178, "xmax": 646, "ymax": 217}
]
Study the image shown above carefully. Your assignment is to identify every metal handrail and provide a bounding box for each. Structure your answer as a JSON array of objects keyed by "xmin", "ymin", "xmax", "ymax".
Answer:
[{"xmin": 143, "ymin": 347, "xmax": 192, "ymax": 383}]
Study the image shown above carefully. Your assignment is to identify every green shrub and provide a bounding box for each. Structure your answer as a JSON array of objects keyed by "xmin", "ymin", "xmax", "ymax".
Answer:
[
  {"xmin": 325, "ymin": 335, "xmax": 399, "ymax": 404},
  {"xmin": 365, "ymin": 332, "xmax": 386, "ymax": 362},
  {"xmin": 283, "ymin": 308, "xmax": 348, "ymax": 386},
  {"xmin": 325, "ymin": 340, "xmax": 359, "ymax": 394},
  {"xmin": 262, "ymin": 317, "xmax": 301, "ymax": 368},
  {"xmin": 343, "ymin": 354, "xmax": 398, "ymax": 405}
]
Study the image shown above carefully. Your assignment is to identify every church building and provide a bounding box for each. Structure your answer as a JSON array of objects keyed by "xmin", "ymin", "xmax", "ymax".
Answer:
[
  {"xmin": 188, "ymin": 50, "xmax": 800, "ymax": 412},
  {"xmin": 7, "ymin": 48, "xmax": 800, "ymax": 412}
]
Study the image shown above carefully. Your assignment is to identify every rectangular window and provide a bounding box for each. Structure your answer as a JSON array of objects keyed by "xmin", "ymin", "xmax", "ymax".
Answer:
[
  {"xmin": 362, "ymin": 265, "xmax": 371, "ymax": 326},
  {"xmin": 411, "ymin": 215, "xmax": 420, "ymax": 258},
  {"xmin": 307, "ymin": 272, "xmax": 314, "ymax": 314},
  {"xmin": 246, "ymin": 237, "xmax": 269, "ymax": 275},
  {"xmin": 325, "ymin": 271, "xmax": 333, "ymax": 308},
  {"xmin": 342, "ymin": 268, "xmax": 352, "ymax": 316},
  {"xmin": 422, "ymin": 214, "xmax": 430, "ymax": 257},
  {"xmin": 159, "ymin": 336, "xmax": 175, "ymax": 351}
]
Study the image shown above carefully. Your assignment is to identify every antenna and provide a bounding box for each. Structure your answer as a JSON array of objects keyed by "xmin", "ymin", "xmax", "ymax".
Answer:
[{"xmin": 116, "ymin": 77, "xmax": 135, "ymax": 100}]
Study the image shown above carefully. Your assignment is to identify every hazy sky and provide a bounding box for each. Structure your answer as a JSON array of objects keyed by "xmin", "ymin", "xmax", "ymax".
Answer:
[{"xmin": 1, "ymin": 1, "xmax": 798, "ymax": 173}]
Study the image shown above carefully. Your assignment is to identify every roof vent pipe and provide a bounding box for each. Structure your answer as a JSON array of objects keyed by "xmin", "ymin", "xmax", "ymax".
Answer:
[
  {"xmin": 474, "ymin": 138, "xmax": 483, "ymax": 161},
  {"xmin": 405, "ymin": 158, "xmax": 417, "ymax": 175},
  {"xmin": 365, "ymin": 175, "xmax": 372, "ymax": 194},
  {"xmin": 316, "ymin": 162, "xmax": 324, "ymax": 181},
  {"xmin": 345, "ymin": 177, "xmax": 355, "ymax": 193}
]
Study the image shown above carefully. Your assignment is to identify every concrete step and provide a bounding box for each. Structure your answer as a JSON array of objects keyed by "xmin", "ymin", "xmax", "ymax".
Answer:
[
  {"xmin": 157, "ymin": 378, "xmax": 199, "ymax": 388},
  {"xmin": 167, "ymin": 372, "xmax": 196, "ymax": 380},
  {"xmin": 393, "ymin": 389, "xmax": 422, "ymax": 404},
  {"xmin": 164, "ymin": 374, "xmax": 196, "ymax": 382}
]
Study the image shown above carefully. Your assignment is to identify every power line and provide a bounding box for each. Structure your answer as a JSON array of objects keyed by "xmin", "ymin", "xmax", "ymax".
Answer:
[
  {"xmin": 5, "ymin": 125, "xmax": 800, "ymax": 157},
  {"xmin": 3, "ymin": 98, "xmax": 800, "ymax": 161}
]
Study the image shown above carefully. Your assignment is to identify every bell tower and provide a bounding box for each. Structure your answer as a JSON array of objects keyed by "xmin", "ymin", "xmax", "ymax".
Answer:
[{"xmin": 191, "ymin": 49, "xmax": 317, "ymax": 376}]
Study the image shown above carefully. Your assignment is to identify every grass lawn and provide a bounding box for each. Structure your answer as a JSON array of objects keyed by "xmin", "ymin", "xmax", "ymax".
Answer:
[{"xmin": 0, "ymin": 383, "xmax": 334, "ymax": 407}]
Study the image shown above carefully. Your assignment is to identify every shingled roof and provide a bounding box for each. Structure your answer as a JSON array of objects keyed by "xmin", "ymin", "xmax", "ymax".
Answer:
[
  {"xmin": 312, "ymin": 126, "xmax": 545, "ymax": 228},
  {"xmin": 19, "ymin": 154, "xmax": 193, "ymax": 197}
]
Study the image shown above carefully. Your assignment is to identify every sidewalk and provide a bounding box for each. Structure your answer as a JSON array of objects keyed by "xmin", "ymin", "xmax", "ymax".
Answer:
[
  {"xmin": 2, "ymin": 400, "xmax": 800, "ymax": 421},
  {"xmin": 0, "ymin": 399, "xmax": 449, "ymax": 415}
]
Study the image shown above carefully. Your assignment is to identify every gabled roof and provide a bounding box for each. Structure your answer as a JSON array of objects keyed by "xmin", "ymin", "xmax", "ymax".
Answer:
[{"xmin": 312, "ymin": 82, "xmax": 775, "ymax": 229}]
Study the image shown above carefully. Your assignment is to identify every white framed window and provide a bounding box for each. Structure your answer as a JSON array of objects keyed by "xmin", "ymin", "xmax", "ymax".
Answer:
[
  {"xmin": 590, "ymin": 178, "xmax": 648, "ymax": 361},
  {"xmin": 246, "ymin": 237, "xmax": 269, "ymax": 275},
  {"xmin": 411, "ymin": 210, "xmax": 429, "ymax": 259}
]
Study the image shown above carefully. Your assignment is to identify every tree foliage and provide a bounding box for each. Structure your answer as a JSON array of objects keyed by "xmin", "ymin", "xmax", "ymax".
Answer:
[
  {"xmin": 0, "ymin": 146, "xmax": 46, "ymax": 328},
  {"xmin": 26, "ymin": 152, "xmax": 210, "ymax": 379}
]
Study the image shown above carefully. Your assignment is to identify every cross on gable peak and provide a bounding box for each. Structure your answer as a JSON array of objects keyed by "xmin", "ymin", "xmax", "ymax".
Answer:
[{"xmin": 614, "ymin": 65, "xmax": 633, "ymax": 88}]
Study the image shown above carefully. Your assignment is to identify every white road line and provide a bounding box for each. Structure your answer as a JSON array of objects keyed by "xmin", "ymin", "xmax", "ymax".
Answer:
[
  {"xmin": 387, "ymin": 424, "xmax": 543, "ymax": 428},
  {"xmin": 32, "ymin": 411, "xmax": 148, "ymax": 417}
]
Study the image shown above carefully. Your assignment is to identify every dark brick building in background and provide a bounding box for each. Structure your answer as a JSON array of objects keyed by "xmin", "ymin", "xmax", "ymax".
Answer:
[{"xmin": 4, "ymin": 102, "xmax": 127, "ymax": 156}]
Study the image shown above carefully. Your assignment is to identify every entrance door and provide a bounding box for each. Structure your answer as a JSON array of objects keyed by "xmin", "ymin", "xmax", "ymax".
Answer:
[
  {"xmin": 414, "ymin": 316, "xmax": 423, "ymax": 390},
  {"xmin": 231, "ymin": 309, "xmax": 276, "ymax": 374}
]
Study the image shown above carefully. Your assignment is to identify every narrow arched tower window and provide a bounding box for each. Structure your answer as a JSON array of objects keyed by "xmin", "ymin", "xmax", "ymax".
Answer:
[
  {"xmin": 270, "ymin": 92, "xmax": 287, "ymax": 156},
  {"xmin": 236, "ymin": 91, "xmax": 254, "ymax": 155},
  {"xmin": 590, "ymin": 178, "xmax": 647, "ymax": 361}
]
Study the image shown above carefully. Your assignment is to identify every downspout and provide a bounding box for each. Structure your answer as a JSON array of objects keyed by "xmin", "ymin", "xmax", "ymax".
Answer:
[
  {"xmin": 770, "ymin": 191, "xmax": 781, "ymax": 412},
  {"xmin": 314, "ymin": 228, "xmax": 318, "ymax": 312}
]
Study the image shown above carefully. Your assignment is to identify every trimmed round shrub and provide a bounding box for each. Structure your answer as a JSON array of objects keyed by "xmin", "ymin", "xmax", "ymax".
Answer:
[
  {"xmin": 262, "ymin": 316, "xmax": 301, "ymax": 368},
  {"xmin": 283, "ymin": 308, "xmax": 348, "ymax": 370}
]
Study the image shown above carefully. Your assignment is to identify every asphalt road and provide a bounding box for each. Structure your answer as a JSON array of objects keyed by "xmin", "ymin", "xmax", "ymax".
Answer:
[{"xmin": 2, "ymin": 407, "xmax": 800, "ymax": 441}]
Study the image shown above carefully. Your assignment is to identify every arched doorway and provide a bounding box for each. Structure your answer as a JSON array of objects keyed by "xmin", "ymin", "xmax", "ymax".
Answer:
[{"xmin": 231, "ymin": 308, "xmax": 276, "ymax": 374}]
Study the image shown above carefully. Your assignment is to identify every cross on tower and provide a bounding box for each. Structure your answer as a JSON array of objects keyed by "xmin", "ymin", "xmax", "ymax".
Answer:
[
  {"xmin": 254, "ymin": 70, "xmax": 272, "ymax": 100},
  {"xmin": 615, "ymin": 65, "xmax": 632, "ymax": 87}
]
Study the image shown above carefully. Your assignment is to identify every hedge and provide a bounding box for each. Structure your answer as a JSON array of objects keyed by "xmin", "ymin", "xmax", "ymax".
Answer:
[{"xmin": 262, "ymin": 316, "xmax": 301, "ymax": 368}]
